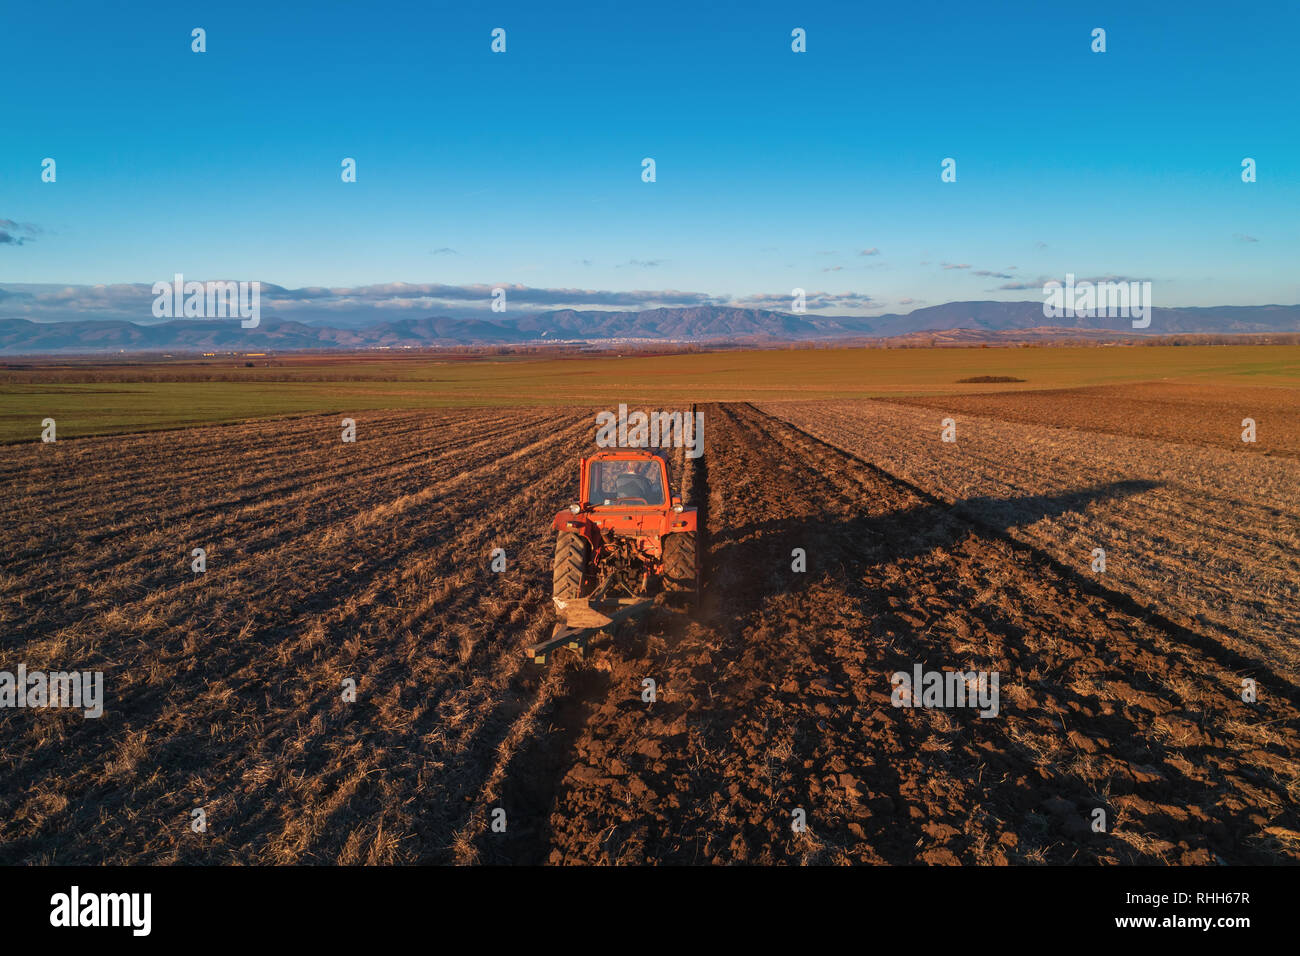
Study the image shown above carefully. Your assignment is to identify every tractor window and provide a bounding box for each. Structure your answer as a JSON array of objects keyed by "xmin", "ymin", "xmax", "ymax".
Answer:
[{"xmin": 588, "ymin": 460, "xmax": 665, "ymax": 507}]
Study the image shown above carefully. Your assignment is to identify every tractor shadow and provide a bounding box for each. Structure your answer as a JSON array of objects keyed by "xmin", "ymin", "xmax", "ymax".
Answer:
[
  {"xmin": 710, "ymin": 478, "xmax": 1159, "ymax": 581},
  {"xmin": 704, "ymin": 476, "xmax": 1294, "ymax": 697},
  {"xmin": 702, "ymin": 479, "xmax": 1161, "ymax": 630}
]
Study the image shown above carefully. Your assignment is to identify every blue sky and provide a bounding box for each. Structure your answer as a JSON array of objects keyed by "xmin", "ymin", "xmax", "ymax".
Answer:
[{"xmin": 2, "ymin": 0, "xmax": 1297, "ymax": 320}]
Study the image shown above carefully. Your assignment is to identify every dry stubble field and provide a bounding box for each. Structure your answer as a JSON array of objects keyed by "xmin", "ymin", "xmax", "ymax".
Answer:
[{"xmin": 1, "ymin": 385, "xmax": 1297, "ymax": 864}]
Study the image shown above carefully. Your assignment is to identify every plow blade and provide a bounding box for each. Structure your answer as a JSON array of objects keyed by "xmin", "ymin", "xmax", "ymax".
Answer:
[{"xmin": 527, "ymin": 596, "xmax": 654, "ymax": 664}]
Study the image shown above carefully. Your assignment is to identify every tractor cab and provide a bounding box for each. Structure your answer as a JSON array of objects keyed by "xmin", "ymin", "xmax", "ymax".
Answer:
[
  {"xmin": 584, "ymin": 451, "xmax": 669, "ymax": 509},
  {"xmin": 556, "ymin": 449, "xmax": 691, "ymax": 545}
]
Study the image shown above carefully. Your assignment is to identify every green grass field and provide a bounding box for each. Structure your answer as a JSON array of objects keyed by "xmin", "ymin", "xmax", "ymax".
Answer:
[{"xmin": 2, "ymin": 344, "xmax": 1297, "ymax": 442}]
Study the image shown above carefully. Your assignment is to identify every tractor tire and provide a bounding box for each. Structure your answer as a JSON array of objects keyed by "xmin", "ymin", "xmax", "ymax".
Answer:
[
  {"xmin": 553, "ymin": 532, "xmax": 589, "ymax": 599},
  {"xmin": 661, "ymin": 531, "xmax": 699, "ymax": 603}
]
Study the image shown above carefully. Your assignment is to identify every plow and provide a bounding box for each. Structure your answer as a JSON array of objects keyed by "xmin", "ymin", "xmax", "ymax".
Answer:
[{"xmin": 527, "ymin": 448, "xmax": 702, "ymax": 663}]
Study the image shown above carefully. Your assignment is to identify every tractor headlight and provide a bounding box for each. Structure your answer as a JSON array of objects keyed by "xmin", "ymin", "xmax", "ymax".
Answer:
[
  {"xmin": 569, "ymin": 503, "xmax": 581, "ymax": 514},
  {"xmin": 672, "ymin": 503, "xmax": 684, "ymax": 513}
]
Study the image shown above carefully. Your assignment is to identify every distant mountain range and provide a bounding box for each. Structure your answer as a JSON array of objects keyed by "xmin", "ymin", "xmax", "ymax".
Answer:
[{"xmin": 2, "ymin": 302, "xmax": 1298, "ymax": 354}]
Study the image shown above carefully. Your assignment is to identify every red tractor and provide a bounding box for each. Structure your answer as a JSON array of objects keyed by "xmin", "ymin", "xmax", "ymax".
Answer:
[{"xmin": 540, "ymin": 449, "xmax": 700, "ymax": 659}]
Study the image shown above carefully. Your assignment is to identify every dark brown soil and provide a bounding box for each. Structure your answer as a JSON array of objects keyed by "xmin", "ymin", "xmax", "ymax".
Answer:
[{"xmin": 2, "ymin": 404, "xmax": 1295, "ymax": 864}]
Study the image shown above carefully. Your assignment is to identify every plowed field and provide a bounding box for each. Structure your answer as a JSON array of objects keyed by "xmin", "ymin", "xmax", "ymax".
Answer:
[{"xmin": 2, "ymin": 400, "xmax": 1296, "ymax": 864}]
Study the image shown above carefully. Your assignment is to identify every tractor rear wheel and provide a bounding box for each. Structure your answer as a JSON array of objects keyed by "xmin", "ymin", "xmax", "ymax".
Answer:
[
  {"xmin": 553, "ymin": 532, "xmax": 590, "ymax": 599},
  {"xmin": 661, "ymin": 531, "xmax": 699, "ymax": 604}
]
